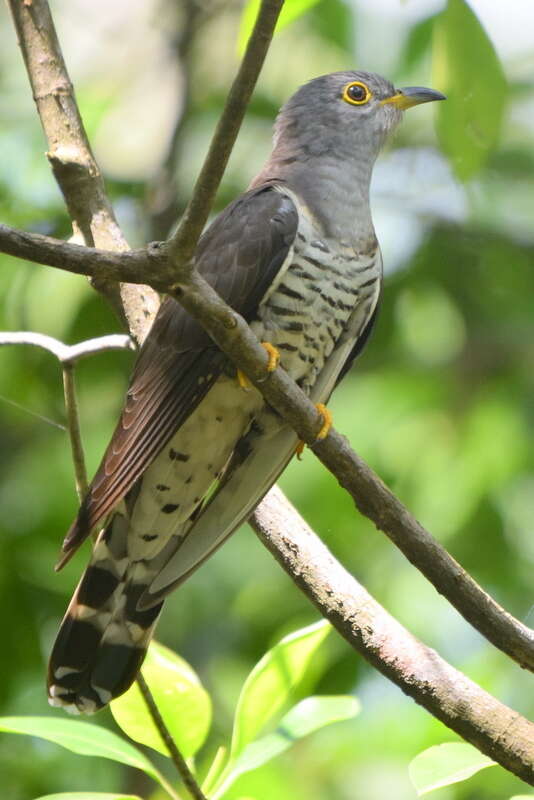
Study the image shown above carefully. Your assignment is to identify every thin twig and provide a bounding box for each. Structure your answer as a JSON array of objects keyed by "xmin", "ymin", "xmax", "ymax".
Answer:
[
  {"xmin": 167, "ymin": 0, "xmax": 284, "ymax": 265},
  {"xmin": 251, "ymin": 486, "xmax": 534, "ymax": 785},
  {"xmin": 6, "ymin": 0, "xmax": 159, "ymax": 341},
  {"xmin": 0, "ymin": 331, "xmax": 133, "ymax": 502},
  {"xmin": 136, "ymin": 673, "xmax": 208, "ymax": 800},
  {"xmin": 147, "ymin": 0, "xmax": 203, "ymax": 240},
  {"xmin": 0, "ymin": 330, "xmax": 134, "ymax": 363},
  {"xmin": 61, "ymin": 364, "xmax": 88, "ymax": 501}
]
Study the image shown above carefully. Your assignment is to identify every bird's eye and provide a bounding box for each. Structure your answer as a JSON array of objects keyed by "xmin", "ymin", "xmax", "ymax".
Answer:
[{"xmin": 342, "ymin": 81, "xmax": 372, "ymax": 106}]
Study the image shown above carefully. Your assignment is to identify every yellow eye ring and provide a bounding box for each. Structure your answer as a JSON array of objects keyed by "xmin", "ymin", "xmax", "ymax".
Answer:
[{"xmin": 342, "ymin": 81, "xmax": 372, "ymax": 106}]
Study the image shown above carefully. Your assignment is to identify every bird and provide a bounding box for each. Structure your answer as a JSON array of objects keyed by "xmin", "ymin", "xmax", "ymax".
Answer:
[{"xmin": 48, "ymin": 70, "xmax": 445, "ymax": 714}]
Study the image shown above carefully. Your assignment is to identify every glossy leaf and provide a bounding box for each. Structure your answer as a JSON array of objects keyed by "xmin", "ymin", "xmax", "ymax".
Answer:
[
  {"xmin": 230, "ymin": 620, "xmax": 331, "ymax": 758},
  {"xmin": 111, "ymin": 640, "xmax": 211, "ymax": 758},
  {"xmin": 238, "ymin": 0, "xmax": 320, "ymax": 54},
  {"xmin": 409, "ymin": 743, "xmax": 496, "ymax": 795},
  {"xmin": 0, "ymin": 716, "xmax": 163, "ymax": 787},
  {"xmin": 433, "ymin": 0, "xmax": 507, "ymax": 180},
  {"xmin": 212, "ymin": 695, "xmax": 359, "ymax": 798}
]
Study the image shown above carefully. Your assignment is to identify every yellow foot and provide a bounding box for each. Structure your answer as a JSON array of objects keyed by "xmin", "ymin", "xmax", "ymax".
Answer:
[
  {"xmin": 237, "ymin": 369, "xmax": 252, "ymax": 390},
  {"xmin": 295, "ymin": 403, "xmax": 333, "ymax": 460},
  {"xmin": 315, "ymin": 403, "xmax": 333, "ymax": 441},
  {"xmin": 237, "ymin": 342, "xmax": 280, "ymax": 390}
]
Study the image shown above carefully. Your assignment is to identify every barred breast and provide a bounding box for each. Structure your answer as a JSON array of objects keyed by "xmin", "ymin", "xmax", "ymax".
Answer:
[{"xmin": 252, "ymin": 195, "xmax": 382, "ymax": 392}]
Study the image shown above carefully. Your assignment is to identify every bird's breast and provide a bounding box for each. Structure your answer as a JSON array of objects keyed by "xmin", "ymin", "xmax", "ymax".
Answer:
[{"xmin": 252, "ymin": 222, "xmax": 381, "ymax": 391}]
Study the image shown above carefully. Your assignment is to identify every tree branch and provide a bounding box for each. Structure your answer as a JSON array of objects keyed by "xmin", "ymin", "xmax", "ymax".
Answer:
[
  {"xmin": 0, "ymin": 330, "xmax": 134, "ymax": 364},
  {"xmin": 0, "ymin": 224, "xmax": 170, "ymax": 287},
  {"xmin": 0, "ymin": 228, "xmax": 532, "ymax": 672},
  {"xmin": 167, "ymin": 0, "xmax": 285, "ymax": 265},
  {"xmin": 6, "ymin": 0, "xmax": 159, "ymax": 342},
  {"xmin": 251, "ymin": 487, "xmax": 534, "ymax": 785}
]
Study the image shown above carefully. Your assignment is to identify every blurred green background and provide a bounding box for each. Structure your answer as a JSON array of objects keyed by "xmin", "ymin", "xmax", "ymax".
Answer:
[{"xmin": 0, "ymin": 0, "xmax": 533, "ymax": 798}]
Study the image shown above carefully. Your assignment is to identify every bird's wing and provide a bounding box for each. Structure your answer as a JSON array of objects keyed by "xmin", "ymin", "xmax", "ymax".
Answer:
[
  {"xmin": 144, "ymin": 253, "xmax": 383, "ymax": 599},
  {"xmin": 61, "ymin": 185, "xmax": 298, "ymax": 558}
]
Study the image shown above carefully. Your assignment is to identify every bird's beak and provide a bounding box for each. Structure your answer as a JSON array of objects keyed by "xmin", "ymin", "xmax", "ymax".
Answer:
[{"xmin": 381, "ymin": 86, "xmax": 446, "ymax": 110}]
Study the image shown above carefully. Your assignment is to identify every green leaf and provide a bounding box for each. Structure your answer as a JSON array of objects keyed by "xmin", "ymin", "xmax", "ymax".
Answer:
[
  {"xmin": 409, "ymin": 743, "xmax": 496, "ymax": 795},
  {"xmin": 238, "ymin": 0, "xmax": 320, "ymax": 54},
  {"xmin": 34, "ymin": 794, "xmax": 141, "ymax": 800},
  {"xmin": 510, "ymin": 796, "xmax": 534, "ymax": 799},
  {"xmin": 274, "ymin": 694, "xmax": 360, "ymax": 738},
  {"xmin": 433, "ymin": 0, "xmax": 507, "ymax": 180},
  {"xmin": 212, "ymin": 695, "xmax": 359, "ymax": 798},
  {"xmin": 111, "ymin": 640, "xmax": 211, "ymax": 758},
  {"xmin": 399, "ymin": 15, "xmax": 436, "ymax": 73},
  {"xmin": 230, "ymin": 620, "xmax": 331, "ymax": 759},
  {"xmin": 0, "ymin": 716, "xmax": 165, "ymax": 790},
  {"xmin": 233, "ymin": 695, "xmax": 359, "ymax": 776}
]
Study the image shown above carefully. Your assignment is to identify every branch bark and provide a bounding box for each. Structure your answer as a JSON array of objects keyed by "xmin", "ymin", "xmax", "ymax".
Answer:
[
  {"xmin": 251, "ymin": 487, "xmax": 534, "ymax": 785},
  {"xmin": 6, "ymin": 0, "xmax": 159, "ymax": 342}
]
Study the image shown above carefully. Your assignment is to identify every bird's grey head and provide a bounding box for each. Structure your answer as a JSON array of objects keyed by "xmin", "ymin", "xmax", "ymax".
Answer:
[
  {"xmin": 253, "ymin": 70, "xmax": 444, "ymax": 237},
  {"xmin": 272, "ymin": 70, "xmax": 444, "ymax": 163},
  {"xmin": 273, "ymin": 71, "xmax": 403, "ymax": 159}
]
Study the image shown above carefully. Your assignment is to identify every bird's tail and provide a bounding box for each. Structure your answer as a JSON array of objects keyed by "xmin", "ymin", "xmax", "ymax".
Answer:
[{"xmin": 47, "ymin": 511, "xmax": 164, "ymax": 714}]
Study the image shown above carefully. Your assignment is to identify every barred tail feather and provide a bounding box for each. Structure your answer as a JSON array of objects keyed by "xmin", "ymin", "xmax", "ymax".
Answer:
[{"xmin": 47, "ymin": 512, "xmax": 163, "ymax": 714}]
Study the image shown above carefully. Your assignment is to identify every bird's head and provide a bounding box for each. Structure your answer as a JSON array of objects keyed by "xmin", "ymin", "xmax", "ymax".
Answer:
[{"xmin": 272, "ymin": 70, "xmax": 445, "ymax": 163}]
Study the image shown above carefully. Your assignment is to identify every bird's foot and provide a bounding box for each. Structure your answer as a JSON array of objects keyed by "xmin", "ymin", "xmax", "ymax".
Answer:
[
  {"xmin": 296, "ymin": 403, "xmax": 333, "ymax": 460},
  {"xmin": 237, "ymin": 342, "xmax": 280, "ymax": 390}
]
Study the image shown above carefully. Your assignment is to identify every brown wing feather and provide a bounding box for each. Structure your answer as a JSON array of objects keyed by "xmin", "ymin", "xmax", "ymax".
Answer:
[{"xmin": 61, "ymin": 185, "xmax": 298, "ymax": 558}]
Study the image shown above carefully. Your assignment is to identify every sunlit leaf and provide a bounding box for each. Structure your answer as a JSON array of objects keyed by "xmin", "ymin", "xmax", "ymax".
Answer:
[
  {"xmin": 34, "ymin": 794, "xmax": 141, "ymax": 800},
  {"xmin": 230, "ymin": 620, "xmax": 331, "ymax": 758},
  {"xmin": 111, "ymin": 641, "xmax": 211, "ymax": 758},
  {"xmin": 238, "ymin": 0, "xmax": 320, "ymax": 54},
  {"xmin": 212, "ymin": 696, "xmax": 359, "ymax": 798},
  {"xmin": 433, "ymin": 0, "xmax": 507, "ymax": 180},
  {"xmin": 409, "ymin": 743, "xmax": 496, "ymax": 795},
  {"xmin": 0, "ymin": 716, "xmax": 163, "ymax": 786},
  {"xmin": 276, "ymin": 694, "xmax": 360, "ymax": 738}
]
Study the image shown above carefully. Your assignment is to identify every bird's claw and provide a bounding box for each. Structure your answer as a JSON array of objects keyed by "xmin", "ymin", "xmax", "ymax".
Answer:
[
  {"xmin": 237, "ymin": 342, "xmax": 280, "ymax": 390},
  {"xmin": 295, "ymin": 403, "xmax": 333, "ymax": 459}
]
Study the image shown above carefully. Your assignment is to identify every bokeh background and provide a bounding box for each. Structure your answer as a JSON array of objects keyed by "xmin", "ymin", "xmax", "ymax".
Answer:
[{"xmin": 0, "ymin": 0, "xmax": 533, "ymax": 798}]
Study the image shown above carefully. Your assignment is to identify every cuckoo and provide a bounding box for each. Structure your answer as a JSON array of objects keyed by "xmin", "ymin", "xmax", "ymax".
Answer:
[{"xmin": 48, "ymin": 71, "xmax": 444, "ymax": 713}]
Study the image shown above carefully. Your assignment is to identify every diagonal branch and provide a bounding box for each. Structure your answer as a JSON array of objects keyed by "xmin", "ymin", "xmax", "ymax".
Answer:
[
  {"xmin": 167, "ymin": 0, "xmax": 285, "ymax": 265},
  {"xmin": 251, "ymin": 487, "xmax": 534, "ymax": 785},
  {"xmin": 0, "ymin": 225, "xmax": 532, "ymax": 672},
  {"xmin": 171, "ymin": 276, "xmax": 534, "ymax": 673},
  {"xmin": 6, "ymin": 0, "xmax": 159, "ymax": 342}
]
